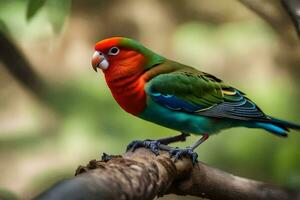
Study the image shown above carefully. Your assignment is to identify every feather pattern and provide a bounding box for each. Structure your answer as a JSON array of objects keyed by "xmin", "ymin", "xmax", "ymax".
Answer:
[
  {"xmin": 146, "ymin": 60, "xmax": 267, "ymax": 122},
  {"xmin": 94, "ymin": 37, "xmax": 300, "ymax": 137}
]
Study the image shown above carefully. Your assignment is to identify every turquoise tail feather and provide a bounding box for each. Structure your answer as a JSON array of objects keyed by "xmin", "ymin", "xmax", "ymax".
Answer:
[
  {"xmin": 255, "ymin": 122, "xmax": 288, "ymax": 137},
  {"xmin": 268, "ymin": 116, "xmax": 300, "ymax": 130},
  {"xmin": 255, "ymin": 116, "xmax": 300, "ymax": 137}
]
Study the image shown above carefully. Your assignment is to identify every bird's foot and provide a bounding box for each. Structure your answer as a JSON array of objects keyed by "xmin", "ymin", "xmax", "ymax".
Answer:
[
  {"xmin": 126, "ymin": 140, "xmax": 161, "ymax": 155},
  {"xmin": 169, "ymin": 147, "xmax": 198, "ymax": 165}
]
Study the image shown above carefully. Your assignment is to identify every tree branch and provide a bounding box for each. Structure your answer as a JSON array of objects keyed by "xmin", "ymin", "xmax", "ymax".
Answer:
[
  {"xmin": 35, "ymin": 148, "xmax": 300, "ymax": 200},
  {"xmin": 0, "ymin": 31, "xmax": 47, "ymax": 99},
  {"xmin": 238, "ymin": 0, "xmax": 298, "ymax": 43},
  {"xmin": 238, "ymin": 0, "xmax": 300, "ymax": 80},
  {"xmin": 281, "ymin": 0, "xmax": 300, "ymax": 37}
]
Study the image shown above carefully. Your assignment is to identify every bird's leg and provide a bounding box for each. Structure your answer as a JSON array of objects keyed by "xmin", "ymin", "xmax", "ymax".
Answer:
[
  {"xmin": 126, "ymin": 132, "xmax": 190, "ymax": 155},
  {"xmin": 157, "ymin": 132, "xmax": 190, "ymax": 145},
  {"xmin": 169, "ymin": 133, "xmax": 209, "ymax": 164},
  {"xmin": 190, "ymin": 133, "xmax": 209, "ymax": 150}
]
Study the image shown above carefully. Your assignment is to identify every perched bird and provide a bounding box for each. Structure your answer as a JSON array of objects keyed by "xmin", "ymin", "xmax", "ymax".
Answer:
[{"xmin": 91, "ymin": 37, "xmax": 300, "ymax": 163}]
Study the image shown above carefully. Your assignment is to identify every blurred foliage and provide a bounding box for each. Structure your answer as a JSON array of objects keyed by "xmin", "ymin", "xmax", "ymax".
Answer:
[
  {"xmin": 45, "ymin": 0, "xmax": 71, "ymax": 34},
  {"xmin": 0, "ymin": 19, "xmax": 10, "ymax": 35},
  {"xmin": 26, "ymin": 0, "xmax": 47, "ymax": 21},
  {"xmin": 0, "ymin": 188, "xmax": 19, "ymax": 200},
  {"xmin": 0, "ymin": 0, "xmax": 299, "ymax": 199},
  {"xmin": 0, "ymin": 0, "xmax": 70, "ymax": 38}
]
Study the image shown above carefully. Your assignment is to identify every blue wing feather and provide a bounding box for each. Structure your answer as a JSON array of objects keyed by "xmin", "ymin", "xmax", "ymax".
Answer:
[
  {"xmin": 151, "ymin": 92, "xmax": 206, "ymax": 112},
  {"xmin": 149, "ymin": 90, "xmax": 266, "ymax": 121}
]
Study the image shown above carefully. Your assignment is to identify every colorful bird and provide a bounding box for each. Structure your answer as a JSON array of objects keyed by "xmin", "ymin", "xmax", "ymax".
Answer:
[{"xmin": 91, "ymin": 37, "xmax": 300, "ymax": 163}]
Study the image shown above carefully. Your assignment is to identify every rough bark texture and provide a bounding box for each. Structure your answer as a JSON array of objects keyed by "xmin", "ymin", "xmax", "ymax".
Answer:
[{"xmin": 35, "ymin": 148, "xmax": 300, "ymax": 200}]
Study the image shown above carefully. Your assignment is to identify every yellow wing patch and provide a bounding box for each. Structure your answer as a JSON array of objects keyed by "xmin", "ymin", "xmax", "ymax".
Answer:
[
  {"xmin": 222, "ymin": 89, "xmax": 237, "ymax": 96},
  {"xmin": 195, "ymin": 105, "xmax": 215, "ymax": 112}
]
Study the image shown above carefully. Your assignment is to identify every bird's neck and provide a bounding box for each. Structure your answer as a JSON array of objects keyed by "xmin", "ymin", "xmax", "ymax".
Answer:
[
  {"xmin": 104, "ymin": 52, "xmax": 147, "ymax": 115},
  {"xmin": 105, "ymin": 71, "xmax": 147, "ymax": 115},
  {"xmin": 105, "ymin": 58, "xmax": 179, "ymax": 115}
]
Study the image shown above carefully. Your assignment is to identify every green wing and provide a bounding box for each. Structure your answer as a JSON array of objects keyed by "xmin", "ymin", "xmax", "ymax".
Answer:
[{"xmin": 146, "ymin": 63, "xmax": 267, "ymax": 121}]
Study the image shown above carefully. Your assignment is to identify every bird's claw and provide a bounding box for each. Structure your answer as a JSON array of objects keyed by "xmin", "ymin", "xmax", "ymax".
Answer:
[
  {"xmin": 101, "ymin": 153, "xmax": 112, "ymax": 162},
  {"xmin": 126, "ymin": 140, "xmax": 161, "ymax": 155},
  {"xmin": 169, "ymin": 147, "xmax": 198, "ymax": 165}
]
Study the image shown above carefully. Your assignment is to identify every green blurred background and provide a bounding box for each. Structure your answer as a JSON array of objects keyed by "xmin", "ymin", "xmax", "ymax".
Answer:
[{"xmin": 0, "ymin": 0, "xmax": 299, "ymax": 199}]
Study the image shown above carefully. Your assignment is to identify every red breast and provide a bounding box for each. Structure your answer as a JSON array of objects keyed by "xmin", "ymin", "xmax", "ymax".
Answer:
[{"xmin": 104, "ymin": 50, "xmax": 148, "ymax": 115}]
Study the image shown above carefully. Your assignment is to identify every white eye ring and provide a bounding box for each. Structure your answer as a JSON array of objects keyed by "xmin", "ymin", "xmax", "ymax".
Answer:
[{"xmin": 108, "ymin": 47, "xmax": 120, "ymax": 55}]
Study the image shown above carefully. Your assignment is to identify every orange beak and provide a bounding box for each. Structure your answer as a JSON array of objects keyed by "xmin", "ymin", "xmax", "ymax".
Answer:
[{"xmin": 92, "ymin": 51, "xmax": 104, "ymax": 72}]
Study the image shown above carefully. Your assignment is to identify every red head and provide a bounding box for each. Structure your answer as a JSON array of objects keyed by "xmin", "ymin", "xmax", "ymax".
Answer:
[
  {"xmin": 92, "ymin": 37, "xmax": 149, "ymax": 84},
  {"xmin": 92, "ymin": 37, "xmax": 165, "ymax": 81},
  {"xmin": 92, "ymin": 37, "xmax": 165, "ymax": 115}
]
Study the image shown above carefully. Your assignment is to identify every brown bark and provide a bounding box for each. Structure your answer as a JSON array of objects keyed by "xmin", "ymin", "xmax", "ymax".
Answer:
[{"xmin": 35, "ymin": 148, "xmax": 300, "ymax": 200}]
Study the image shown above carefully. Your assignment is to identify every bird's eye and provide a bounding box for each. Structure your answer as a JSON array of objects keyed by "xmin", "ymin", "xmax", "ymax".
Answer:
[{"xmin": 108, "ymin": 47, "xmax": 120, "ymax": 55}]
